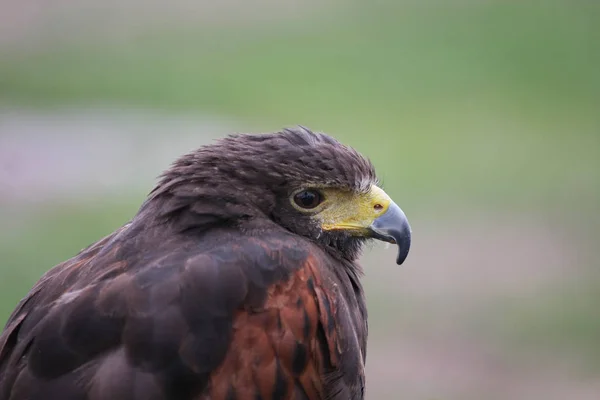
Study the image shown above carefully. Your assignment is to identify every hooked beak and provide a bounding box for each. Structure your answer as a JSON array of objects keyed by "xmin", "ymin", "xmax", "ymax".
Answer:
[
  {"xmin": 319, "ymin": 185, "xmax": 411, "ymax": 265},
  {"xmin": 370, "ymin": 202, "xmax": 412, "ymax": 265}
]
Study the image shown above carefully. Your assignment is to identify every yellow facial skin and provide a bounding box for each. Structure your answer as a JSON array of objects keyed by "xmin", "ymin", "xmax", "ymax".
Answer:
[
  {"xmin": 290, "ymin": 184, "xmax": 411, "ymax": 264},
  {"xmin": 291, "ymin": 185, "xmax": 393, "ymax": 236}
]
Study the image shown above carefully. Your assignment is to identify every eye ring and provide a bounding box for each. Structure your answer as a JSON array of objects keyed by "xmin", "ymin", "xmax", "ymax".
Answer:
[{"xmin": 293, "ymin": 189, "xmax": 323, "ymax": 210}]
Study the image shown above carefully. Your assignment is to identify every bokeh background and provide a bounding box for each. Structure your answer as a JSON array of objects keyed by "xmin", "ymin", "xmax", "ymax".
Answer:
[{"xmin": 1, "ymin": 1, "xmax": 599, "ymax": 398}]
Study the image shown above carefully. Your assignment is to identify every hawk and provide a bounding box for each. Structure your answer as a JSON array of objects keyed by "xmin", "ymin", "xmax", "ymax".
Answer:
[{"xmin": 0, "ymin": 127, "xmax": 411, "ymax": 400}]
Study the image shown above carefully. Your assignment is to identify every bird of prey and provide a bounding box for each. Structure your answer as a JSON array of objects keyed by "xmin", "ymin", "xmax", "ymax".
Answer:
[{"xmin": 0, "ymin": 127, "xmax": 411, "ymax": 400}]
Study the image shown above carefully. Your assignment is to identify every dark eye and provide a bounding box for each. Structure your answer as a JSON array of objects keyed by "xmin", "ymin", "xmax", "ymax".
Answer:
[{"xmin": 293, "ymin": 190, "xmax": 323, "ymax": 209}]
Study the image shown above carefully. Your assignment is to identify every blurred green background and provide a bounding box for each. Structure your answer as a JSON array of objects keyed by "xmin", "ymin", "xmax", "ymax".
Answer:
[{"xmin": 0, "ymin": 0, "xmax": 599, "ymax": 398}]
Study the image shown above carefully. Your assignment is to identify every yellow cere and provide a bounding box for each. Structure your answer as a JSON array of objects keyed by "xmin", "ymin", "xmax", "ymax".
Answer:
[{"xmin": 320, "ymin": 185, "xmax": 392, "ymax": 234}]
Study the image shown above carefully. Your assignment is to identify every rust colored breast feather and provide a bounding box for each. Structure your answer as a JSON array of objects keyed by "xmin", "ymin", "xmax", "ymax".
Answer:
[{"xmin": 200, "ymin": 260, "xmax": 337, "ymax": 400}]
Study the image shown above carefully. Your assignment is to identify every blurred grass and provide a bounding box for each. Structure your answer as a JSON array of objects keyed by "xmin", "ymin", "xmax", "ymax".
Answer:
[
  {"xmin": 1, "ymin": 0, "xmax": 600, "ymax": 390},
  {"xmin": 1, "ymin": 1, "xmax": 599, "ymax": 211}
]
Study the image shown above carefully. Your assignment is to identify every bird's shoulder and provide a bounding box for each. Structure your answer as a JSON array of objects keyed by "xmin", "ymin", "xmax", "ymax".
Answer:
[{"xmin": 0, "ymin": 223, "xmax": 365, "ymax": 400}]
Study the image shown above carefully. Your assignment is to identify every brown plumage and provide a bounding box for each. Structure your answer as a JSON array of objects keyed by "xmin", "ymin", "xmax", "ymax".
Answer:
[{"xmin": 0, "ymin": 127, "xmax": 411, "ymax": 400}]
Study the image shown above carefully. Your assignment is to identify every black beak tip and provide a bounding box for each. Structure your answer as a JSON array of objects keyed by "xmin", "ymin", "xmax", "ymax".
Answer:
[
  {"xmin": 395, "ymin": 234, "xmax": 411, "ymax": 265},
  {"xmin": 371, "ymin": 228, "xmax": 411, "ymax": 265}
]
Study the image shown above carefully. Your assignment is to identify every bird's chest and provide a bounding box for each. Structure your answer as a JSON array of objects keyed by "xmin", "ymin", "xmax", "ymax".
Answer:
[{"xmin": 198, "ymin": 268, "xmax": 367, "ymax": 400}]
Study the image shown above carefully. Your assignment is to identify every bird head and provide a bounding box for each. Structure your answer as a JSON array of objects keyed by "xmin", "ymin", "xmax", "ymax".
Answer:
[{"xmin": 146, "ymin": 126, "xmax": 411, "ymax": 265}]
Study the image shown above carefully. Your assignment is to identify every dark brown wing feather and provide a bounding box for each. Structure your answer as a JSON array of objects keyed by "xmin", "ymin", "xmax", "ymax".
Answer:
[{"xmin": 0, "ymin": 224, "xmax": 366, "ymax": 400}]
